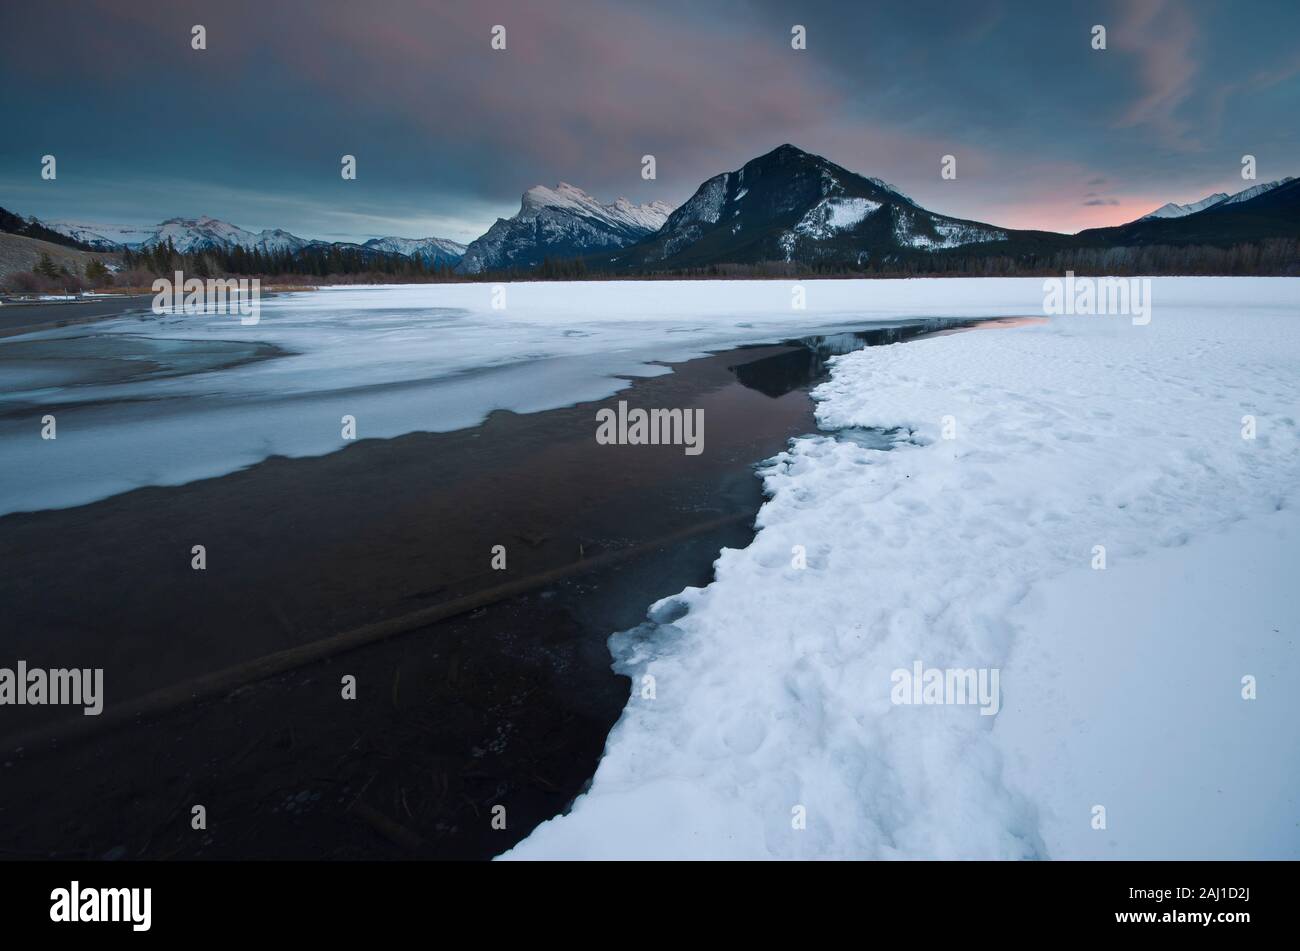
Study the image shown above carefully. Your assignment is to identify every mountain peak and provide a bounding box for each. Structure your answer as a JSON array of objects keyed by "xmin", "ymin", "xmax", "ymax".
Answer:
[
  {"xmin": 1217, "ymin": 176, "xmax": 1295, "ymax": 207},
  {"xmin": 1139, "ymin": 192, "xmax": 1230, "ymax": 221},
  {"xmin": 520, "ymin": 182, "xmax": 600, "ymax": 214},
  {"xmin": 747, "ymin": 144, "xmax": 816, "ymax": 167},
  {"xmin": 457, "ymin": 181, "xmax": 672, "ymax": 274},
  {"xmin": 616, "ymin": 144, "xmax": 1006, "ymax": 270}
]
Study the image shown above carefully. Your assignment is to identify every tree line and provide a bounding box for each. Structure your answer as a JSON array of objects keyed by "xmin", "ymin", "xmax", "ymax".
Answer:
[{"xmin": 119, "ymin": 239, "xmax": 458, "ymax": 280}]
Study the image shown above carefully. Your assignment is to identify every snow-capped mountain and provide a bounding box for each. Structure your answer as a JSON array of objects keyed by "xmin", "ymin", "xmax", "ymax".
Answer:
[
  {"xmin": 46, "ymin": 221, "xmax": 164, "ymax": 250},
  {"xmin": 1215, "ymin": 176, "xmax": 1295, "ymax": 207},
  {"xmin": 454, "ymin": 184, "xmax": 673, "ymax": 274},
  {"xmin": 610, "ymin": 144, "xmax": 1008, "ymax": 270},
  {"xmin": 1079, "ymin": 176, "xmax": 1300, "ymax": 247},
  {"xmin": 49, "ymin": 216, "xmax": 313, "ymax": 255},
  {"xmin": 44, "ymin": 216, "xmax": 466, "ymax": 264},
  {"xmin": 1139, "ymin": 193, "xmax": 1230, "ymax": 221},
  {"xmin": 1135, "ymin": 178, "xmax": 1295, "ymax": 222},
  {"xmin": 361, "ymin": 236, "xmax": 467, "ymax": 266}
]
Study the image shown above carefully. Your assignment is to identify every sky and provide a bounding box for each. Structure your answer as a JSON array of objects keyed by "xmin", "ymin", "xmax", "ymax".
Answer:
[{"xmin": 1, "ymin": 0, "xmax": 1297, "ymax": 244}]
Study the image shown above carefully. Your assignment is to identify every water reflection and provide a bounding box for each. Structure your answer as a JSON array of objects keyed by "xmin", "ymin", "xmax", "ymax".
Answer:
[{"xmin": 727, "ymin": 317, "xmax": 979, "ymax": 398}]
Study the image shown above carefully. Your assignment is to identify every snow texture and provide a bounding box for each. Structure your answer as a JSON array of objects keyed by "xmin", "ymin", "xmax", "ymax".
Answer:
[
  {"xmin": 503, "ymin": 278, "xmax": 1300, "ymax": 860},
  {"xmin": 0, "ymin": 278, "xmax": 1060, "ymax": 515}
]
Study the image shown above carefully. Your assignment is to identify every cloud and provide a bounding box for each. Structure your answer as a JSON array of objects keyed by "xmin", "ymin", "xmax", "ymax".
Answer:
[
  {"xmin": 1110, "ymin": 0, "xmax": 1202, "ymax": 149},
  {"xmin": 2, "ymin": 0, "xmax": 1295, "ymax": 239}
]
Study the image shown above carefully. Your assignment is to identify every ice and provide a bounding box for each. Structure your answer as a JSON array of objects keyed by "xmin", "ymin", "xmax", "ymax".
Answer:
[
  {"xmin": 502, "ymin": 277, "xmax": 1300, "ymax": 859},
  {"xmin": 0, "ymin": 278, "xmax": 1056, "ymax": 515}
]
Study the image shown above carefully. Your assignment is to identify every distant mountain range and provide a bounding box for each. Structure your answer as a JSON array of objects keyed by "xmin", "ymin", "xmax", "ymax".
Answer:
[
  {"xmin": 1075, "ymin": 173, "xmax": 1300, "ymax": 250},
  {"xmin": 3, "ymin": 145, "xmax": 1297, "ymax": 277},
  {"xmin": 42, "ymin": 216, "xmax": 467, "ymax": 267},
  {"xmin": 1134, "ymin": 178, "xmax": 1294, "ymax": 222}
]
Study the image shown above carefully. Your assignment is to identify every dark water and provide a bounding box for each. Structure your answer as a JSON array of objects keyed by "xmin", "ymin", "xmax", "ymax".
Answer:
[
  {"xmin": 0, "ymin": 316, "xmax": 988, "ymax": 861},
  {"xmin": 729, "ymin": 318, "xmax": 981, "ymax": 397}
]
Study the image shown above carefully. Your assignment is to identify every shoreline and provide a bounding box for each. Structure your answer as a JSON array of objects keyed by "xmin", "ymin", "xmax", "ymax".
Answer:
[
  {"xmin": 0, "ymin": 316, "xmax": 996, "ymax": 859},
  {"xmin": 0, "ymin": 331, "xmax": 844, "ymax": 858},
  {"xmin": 0, "ymin": 293, "xmax": 155, "ymax": 338}
]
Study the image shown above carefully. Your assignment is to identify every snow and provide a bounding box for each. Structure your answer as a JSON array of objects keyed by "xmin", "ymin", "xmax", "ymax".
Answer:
[
  {"xmin": 1134, "ymin": 178, "xmax": 1294, "ymax": 222},
  {"xmin": 1217, "ymin": 177, "xmax": 1295, "ymax": 207},
  {"xmin": 894, "ymin": 209, "xmax": 1005, "ymax": 249},
  {"xmin": 0, "ymin": 278, "xmax": 1062, "ymax": 515},
  {"xmin": 47, "ymin": 216, "xmax": 309, "ymax": 254},
  {"xmin": 458, "ymin": 186, "xmax": 671, "ymax": 272},
  {"xmin": 47, "ymin": 220, "xmax": 159, "ymax": 249},
  {"xmin": 1139, "ymin": 192, "xmax": 1230, "ymax": 220},
  {"xmin": 1000, "ymin": 505, "xmax": 1300, "ymax": 859},
  {"xmin": 46, "ymin": 216, "xmax": 466, "ymax": 259},
  {"xmin": 501, "ymin": 278, "xmax": 1300, "ymax": 860},
  {"xmin": 518, "ymin": 183, "xmax": 671, "ymax": 233},
  {"xmin": 362, "ymin": 236, "xmax": 467, "ymax": 262},
  {"xmin": 680, "ymin": 174, "xmax": 730, "ymax": 226},
  {"xmin": 794, "ymin": 197, "xmax": 882, "ymax": 239}
]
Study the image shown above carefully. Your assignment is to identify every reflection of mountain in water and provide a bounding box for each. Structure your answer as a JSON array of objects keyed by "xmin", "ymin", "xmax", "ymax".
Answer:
[{"xmin": 728, "ymin": 318, "xmax": 974, "ymax": 398}]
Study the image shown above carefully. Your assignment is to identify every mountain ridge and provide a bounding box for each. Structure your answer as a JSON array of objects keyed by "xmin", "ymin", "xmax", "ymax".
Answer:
[
  {"xmin": 42, "ymin": 216, "xmax": 467, "ymax": 266},
  {"xmin": 5, "ymin": 146, "xmax": 1297, "ymax": 278},
  {"xmin": 603, "ymin": 144, "xmax": 1044, "ymax": 271},
  {"xmin": 455, "ymin": 183, "xmax": 673, "ymax": 274}
]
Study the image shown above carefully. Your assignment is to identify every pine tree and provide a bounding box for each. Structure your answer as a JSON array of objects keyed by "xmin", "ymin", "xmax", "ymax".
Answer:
[
  {"xmin": 34, "ymin": 252, "xmax": 60, "ymax": 279},
  {"xmin": 84, "ymin": 259, "xmax": 111, "ymax": 285}
]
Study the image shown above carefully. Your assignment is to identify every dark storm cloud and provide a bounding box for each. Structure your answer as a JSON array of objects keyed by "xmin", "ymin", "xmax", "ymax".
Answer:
[{"xmin": 1, "ymin": 0, "xmax": 1296, "ymax": 241}]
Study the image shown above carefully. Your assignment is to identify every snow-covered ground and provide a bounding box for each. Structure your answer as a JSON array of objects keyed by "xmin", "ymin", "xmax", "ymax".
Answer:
[
  {"xmin": 1, "ymin": 279, "xmax": 1056, "ymax": 514},
  {"xmin": 503, "ymin": 278, "xmax": 1300, "ymax": 859}
]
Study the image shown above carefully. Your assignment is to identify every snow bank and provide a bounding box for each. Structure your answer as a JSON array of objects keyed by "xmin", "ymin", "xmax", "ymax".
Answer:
[{"xmin": 503, "ymin": 279, "xmax": 1300, "ymax": 859}]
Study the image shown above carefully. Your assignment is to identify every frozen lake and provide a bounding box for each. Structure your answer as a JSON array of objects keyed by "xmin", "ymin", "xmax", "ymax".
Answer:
[{"xmin": 0, "ymin": 278, "xmax": 1061, "ymax": 514}]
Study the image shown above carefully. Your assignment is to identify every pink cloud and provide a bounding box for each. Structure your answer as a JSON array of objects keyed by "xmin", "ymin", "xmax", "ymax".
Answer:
[{"xmin": 1110, "ymin": 0, "xmax": 1202, "ymax": 150}]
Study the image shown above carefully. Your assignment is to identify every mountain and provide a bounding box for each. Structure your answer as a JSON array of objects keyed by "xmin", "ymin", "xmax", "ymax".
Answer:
[
  {"xmin": 454, "ymin": 183, "xmax": 672, "ymax": 274},
  {"xmin": 1216, "ymin": 176, "xmax": 1295, "ymax": 206},
  {"xmin": 48, "ymin": 216, "xmax": 312, "ymax": 255},
  {"xmin": 1078, "ymin": 177, "xmax": 1300, "ymax": 248},
  {"xmin": 1134, "ymin": 178, "xmax": 1295, "ymax": 223},
  {"xmin": 13, "ymin": 152, "xmax": 1296, "ymax": 280},
  {"xmin": 0, "ymin": 207, "xmax": 98, "ymax": 251},
  {"xmin": 42, "ymin": 216, "xmax": 466, "ymax": 265},
  {"xmin": 604, "ymin": 144, "xmax": 1028, "ymax": 271},
  {"xmin": 1138, "ymin": 193, "xmax": 1230, "ymax": 221},
  {"xmin": 361, "ymin": 236, "xmax": 466, "ymax": 267}
]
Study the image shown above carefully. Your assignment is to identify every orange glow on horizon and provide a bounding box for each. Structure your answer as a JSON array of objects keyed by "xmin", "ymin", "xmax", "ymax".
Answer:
[{"xmin": 994, "ymin": 196, "xmax": 1182, "ymax": 234}]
